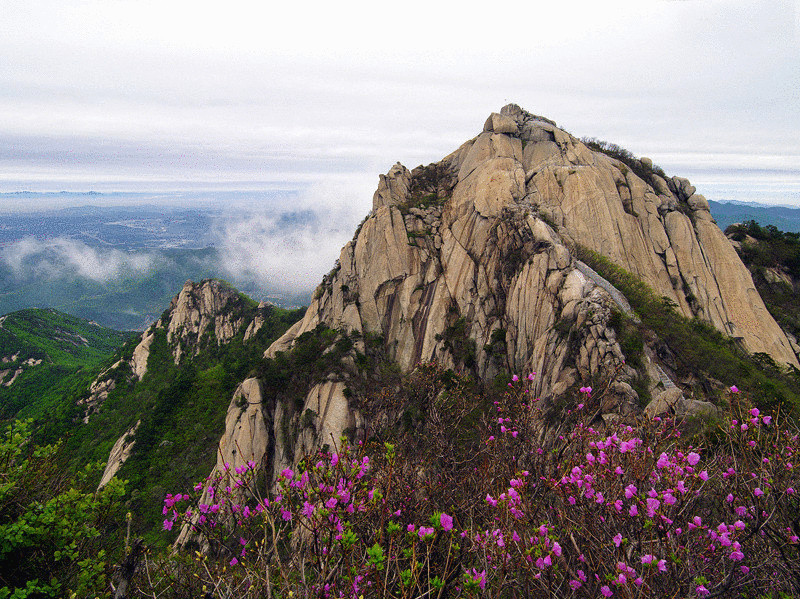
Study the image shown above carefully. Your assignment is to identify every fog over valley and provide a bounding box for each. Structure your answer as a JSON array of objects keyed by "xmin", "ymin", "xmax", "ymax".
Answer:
[{"xmin": 0, "ymin": 185, "xmax": 370, "ymax": 329}]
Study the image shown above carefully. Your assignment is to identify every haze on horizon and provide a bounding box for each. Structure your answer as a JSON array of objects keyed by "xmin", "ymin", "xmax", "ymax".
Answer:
[{"xmin": 1, "ymin": 0, "xmax": 799, "ymax": 210}]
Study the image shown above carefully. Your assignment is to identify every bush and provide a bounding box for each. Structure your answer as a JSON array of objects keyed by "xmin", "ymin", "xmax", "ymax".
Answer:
[
  {"xmin": 138, "ymin": 371, "xmax": 800, "ymax": 598},
  {"xmin": 0, "ymin": 420, "xmax": 126, "ymax": 598}
]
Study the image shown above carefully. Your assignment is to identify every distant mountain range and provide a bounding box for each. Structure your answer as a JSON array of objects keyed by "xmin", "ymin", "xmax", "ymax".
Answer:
[{"xmin": 709, "ymin": 199, "xmax": 800, "ymax": 232}]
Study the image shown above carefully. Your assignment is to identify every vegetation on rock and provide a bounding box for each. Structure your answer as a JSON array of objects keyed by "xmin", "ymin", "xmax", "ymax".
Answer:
[
  {"xmin": 574, "ymin": 244, "xmax": 800, "ymax": 414},
  {"xmin": 727, "ymin": 220, "xmax": 800, "ymax": 342}
]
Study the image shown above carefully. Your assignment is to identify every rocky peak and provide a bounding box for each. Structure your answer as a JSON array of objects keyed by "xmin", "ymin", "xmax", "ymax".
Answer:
[
  {"xmin": 166, "ymin": 279, "xmax": 250, "ymax": 363},
  {"xmin": 193, "ymin": 105, "xmax": 799, "ymax": 516},
  {"xmin": 79, "ymin": 279, "xmax": 271, "ymax": 422}
]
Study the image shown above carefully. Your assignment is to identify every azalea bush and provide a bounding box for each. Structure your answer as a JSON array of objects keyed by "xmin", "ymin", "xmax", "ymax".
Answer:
[{"xmin": 139, "ymin": 369, "xmax": 800, "ymax": 598}]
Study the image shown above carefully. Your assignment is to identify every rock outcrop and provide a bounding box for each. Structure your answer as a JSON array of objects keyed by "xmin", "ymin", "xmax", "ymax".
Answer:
[
  {"xmin": 98, "ymin": 421, "xmax": 140, "ymax": 489},
  {"xmin": 195, "ymin": 105, "xmax": 798, "ymax": 521},
  {"xmin": 79, "ymin": 279, "xmax": 274, "ymax": 422}
]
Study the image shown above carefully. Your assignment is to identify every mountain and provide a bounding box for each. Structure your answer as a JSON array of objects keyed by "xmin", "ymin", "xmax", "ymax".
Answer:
[
  {"xmin": 710, "ymin": 199, "xmax": 800, "ymax": 233},
  {"xmin": 0, "ymin": 308, "xmax": 133, "ymax": 421},
  {"xmin": 179, "ymin": 105, "xmax": 800, "ymax": 522},
  {"xmin": 9, "ymin": 107, "xmax": 800, "ymax": 596}
]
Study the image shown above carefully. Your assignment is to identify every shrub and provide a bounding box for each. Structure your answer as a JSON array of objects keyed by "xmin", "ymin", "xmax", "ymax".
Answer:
[
  {"xmin": 141, "ymin": 371, "xmax": 799, "ymax": 598},
  {"xmin": 0, "ymin": 420, "xmax": 126, "ymax": 598}
]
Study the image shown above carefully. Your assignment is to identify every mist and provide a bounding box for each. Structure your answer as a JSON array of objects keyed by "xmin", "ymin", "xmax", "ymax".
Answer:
[
  {"xmin": 1, "ymin": 236, "xmax": 157, "ymax": 282},
  {"xmin": 213, "ymin": 180, "xmax": 371, "ymax": 298}
]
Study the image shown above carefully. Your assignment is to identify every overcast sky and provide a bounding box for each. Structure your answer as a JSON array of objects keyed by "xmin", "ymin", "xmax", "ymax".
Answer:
[{"xmin": 1, "ymin": 0, "xmax": 799, "ymax": 207}]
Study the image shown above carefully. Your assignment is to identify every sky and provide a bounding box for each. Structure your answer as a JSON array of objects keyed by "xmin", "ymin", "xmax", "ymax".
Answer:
[{"xmin": 1, "ymin": 0, "xmax": 799, "ymax": 210}]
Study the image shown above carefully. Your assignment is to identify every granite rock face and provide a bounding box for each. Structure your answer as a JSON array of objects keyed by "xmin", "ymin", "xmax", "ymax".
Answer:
[{"xmin": 192, "ymin": 105, "xmax": 798, "ymax": 526}]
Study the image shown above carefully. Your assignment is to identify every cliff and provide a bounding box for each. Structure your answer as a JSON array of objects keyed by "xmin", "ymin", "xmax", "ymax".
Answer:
[{"xmin": 192, "ymin": 105, "xmax": 798, "ymax": 511}]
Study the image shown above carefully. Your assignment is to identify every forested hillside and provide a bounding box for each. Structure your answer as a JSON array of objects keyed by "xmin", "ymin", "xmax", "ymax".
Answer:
[{"xmin": 0, "ymin": 308, "xmax": 134, "ymax": 422}]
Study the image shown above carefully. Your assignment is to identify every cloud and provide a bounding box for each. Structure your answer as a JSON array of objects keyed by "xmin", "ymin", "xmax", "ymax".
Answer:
[
  {"xmin": 213, "ymin": 178, "xmax": 372, "ymax": 297},
  {"xmin": 1, "ymin": 237, "xmax": 157, "ymax": 282}
]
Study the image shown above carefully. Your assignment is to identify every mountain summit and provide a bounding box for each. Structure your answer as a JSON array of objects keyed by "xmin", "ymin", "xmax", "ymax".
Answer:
[{"xmin": 187, "ymin": 104, "xmax": 798, "ymax": 502}]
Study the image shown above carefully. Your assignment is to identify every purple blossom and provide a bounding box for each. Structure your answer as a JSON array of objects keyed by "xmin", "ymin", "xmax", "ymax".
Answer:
[{"xmin": 440, "ymin": 512, "xmax": 453, "ymax": 531}]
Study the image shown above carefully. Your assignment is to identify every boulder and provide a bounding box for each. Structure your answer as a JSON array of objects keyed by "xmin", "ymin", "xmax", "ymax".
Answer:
[{"xmin": 483, "ymin": 112, "xmax": 519, "ymax": 135}]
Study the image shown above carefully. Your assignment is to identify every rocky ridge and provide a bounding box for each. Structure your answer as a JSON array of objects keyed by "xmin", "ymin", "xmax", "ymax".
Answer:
[
  {"xmin": 79, "ymin": 280, "xmax": 272, "ymax": 423},
  {"xmin": 192, "ymin": 104, "xmax": 798, "ymax": 504}
]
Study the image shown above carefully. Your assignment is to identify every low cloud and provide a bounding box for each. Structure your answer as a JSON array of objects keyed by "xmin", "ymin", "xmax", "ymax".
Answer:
[
  {"xmin": 1, "ymin": 236, "xmax": 156, "ymax": 282},
  {"xmin": 213, "ymin": 180, "xmax": 370, "ymax": 298}
]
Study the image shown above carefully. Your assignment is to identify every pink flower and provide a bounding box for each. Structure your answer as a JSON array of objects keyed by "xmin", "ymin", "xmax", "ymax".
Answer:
[
  {"xmin": 302, "ymin": 501, "xmax": 315, "ymax": 517},
  {"xmin": 512, "ymin": 374, "xmax": 519, "ymax": 382},
  {"xmin": 754, "ymin": 487, "xmax": 764, "ymax": 497},
  {"xmin": 471, "ymin": 569, "xmax": 486, "ymax": 590},
  {"xmin": 440, "ymin": 513, "xmax": 453, "ymax": 531},
  {"xmin": 697, "ymin": 584, "xmax": 710, "ymax": 596},
  {"xmin": 699, "ymin": 470, "xmax": 709, "ymax": 481},
  {"xmin": 657, "ymin": 559, "xmax": 667, "ymax": 572},
  {"xmin": 687, "ymin": 452, "xmax": 700, "ymax": 466},
  {"xmin": 730, "ymin": 385, "xmax": 739, "ymax": 393},
  {"xmin": 553, "ymin": 541, "xmax": 563, "ymax": 557},
  {"xmin": 229, "ymin": 557, "xmax": 238, "ymax": 566},
  {"xmin": 641, "ymin": 554, "xmax": 655, "ymax": 565},
  {"xmin": 625, "ymin": 484, "xmax": 637, "ymax": 499},
  {"xmin": 600, "ymin": 585, "xmax": 613, "ymax": 597},
  {"xmin": 613, "ymin": 533, "xmax": 623, "ymax": 547},
  {"xmin": 163, "ymin": 519, "xmax": 174, "ymax": 531}
]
